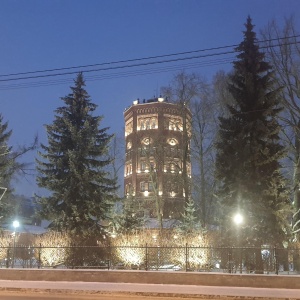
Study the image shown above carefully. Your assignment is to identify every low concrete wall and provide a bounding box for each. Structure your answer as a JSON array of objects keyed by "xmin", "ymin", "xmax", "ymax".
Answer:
[{"xmin": 0, "ymin": 269, "xmax": 299, "ymax": 289}]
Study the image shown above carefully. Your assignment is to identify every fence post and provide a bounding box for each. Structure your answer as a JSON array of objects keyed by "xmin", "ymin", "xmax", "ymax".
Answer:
[
  {"xmin": 145, "ymin": 243, "xmax": 148, "ymax": 271},
  {"xmin": 38, "ymin": 243, "xmax": 41, "ymax": 269},
  {"xmin": 28, "ymin": 246, "xmax": 32, "ymax": 268},
  {"xmin": 107, "ymin": 245, "xmax": 111, "ymax": 270},
  {"xmin": 239, "ymin": 245, "xmax": 243, "ymax": 274},
  {"xmin": 274, "ymin": 246, "xmax": 279, "ymax": 275},
  {"xmin": 228, "ymin": 247, "xmax": 233, "ymax": 273},
  {"xmin": 6, "ymin": 244, "xmax": 11, "ymax": 268},
  {"xmin": 185, "ymin": 243, "xmax": 188, "ymax": 272}
]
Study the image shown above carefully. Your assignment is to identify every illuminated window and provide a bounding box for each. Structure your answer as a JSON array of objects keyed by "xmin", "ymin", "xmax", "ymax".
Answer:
[
  {"xmin": 125, "ymin": 120, "xmax": 133, "ymax": 136},
  {"xmin": 168, "ymin": 138, "xmax": 178, "ymax": 146},
  {"xmin": 151, "ymin": 118, "xmax": 156, "ymax": 129},
  {"xmin": 170, "ymin": 121, "xmax": 176, "ymax": 130},
  {"xmin": 164, "ymin": 116, "xmax": 183, "ymax": 131},
  {"xmin": 140, "ymin": 182, "xmax": 154, "ymax": 192},
  {"xmin": 142, "ymin": 137, "xmax": 151, "ymax": 145},
  {"xmin": 138, "ymin": 116, "xmax": 157, "ymax": 131},
  {"xmin": 149, "ymin": 182, "xmax": 154, "ymax": 191},
  {"xmin": 170, "ymin": 163, "xmax": 175, "ymax": 173},
  {"xmin": 140, "ymin": 182, "xmax": 148, "ymax": 192},
  {"xmin": 141, "ymin": 161, "xmax": 147, "ymax": 171},
  {"xmin": 127, "ymin": 141, "xmax": 132, "ymax": 149},
  {"xmin": 146, "ymin": 119, "xmax": 150, "ymax": 130},
  {"xmin": 125, "ymin": 184, "xmax": 132, "ymax": 195},
  {"xmin": 125, "ymin": 163, "xmax": 132, "ymax": 175}
]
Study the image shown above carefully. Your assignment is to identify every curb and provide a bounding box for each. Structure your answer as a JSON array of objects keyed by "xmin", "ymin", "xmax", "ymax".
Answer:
[{"xmin": 0, "ymin": 287, "xmax": 299, "ymax": 300}]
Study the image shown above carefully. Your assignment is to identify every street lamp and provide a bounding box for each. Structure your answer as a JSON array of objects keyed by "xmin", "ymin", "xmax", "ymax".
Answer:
[
  {"xmin": 233, "ymin": 213, "xmax": 243, "ymax": 273},
  {"xmin": 12, "ymin": 220, "xmax": 20, "ymax": 268},
  {"xmin": 233, "ymin": 213, "xmax": 243, "ymax": 225}
]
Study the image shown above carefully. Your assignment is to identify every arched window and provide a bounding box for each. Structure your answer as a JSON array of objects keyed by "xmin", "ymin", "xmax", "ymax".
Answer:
[
  {"xmin": 141, "ymin": 161, "xmax": 147, "ymax": 171},
  {"xmin": 146, "ymin": 119, "xmax": 150, "ymax": 129},
  {"xmin": 151, "ymin": 118, "xmax": 156, "ymax": 129}
]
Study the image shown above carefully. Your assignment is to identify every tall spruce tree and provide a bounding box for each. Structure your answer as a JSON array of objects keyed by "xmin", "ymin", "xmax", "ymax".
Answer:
[
  {"xmin": 0, "ymin": 114, "xmax": 14, "ymax": 221},
  {"xmin": 36, "ymin": 73, "xmax": 117, "ymax": 237},
  {"xmin": 215, "ymin": 17, "xmax": 291, "ymax": 250},
  {"xmin": 0, "ymin": 115, "xmax": 37, "ymax": 225}
]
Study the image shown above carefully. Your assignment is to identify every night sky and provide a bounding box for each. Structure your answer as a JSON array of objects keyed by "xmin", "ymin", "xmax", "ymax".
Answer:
[{"xmin": 1, "ymin": 0, "xmax": 299, "ymax": 197}]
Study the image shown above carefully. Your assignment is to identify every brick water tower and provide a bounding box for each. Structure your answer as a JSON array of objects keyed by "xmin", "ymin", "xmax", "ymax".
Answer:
[{"xmin": 124, "ymin": 97, "xmax": 192, "ymax": 221}]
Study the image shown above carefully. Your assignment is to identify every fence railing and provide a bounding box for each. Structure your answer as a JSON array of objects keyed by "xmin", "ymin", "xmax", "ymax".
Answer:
[{"xmin": 1, "ymin": 244, "xmax": 299, "ymax": 274}]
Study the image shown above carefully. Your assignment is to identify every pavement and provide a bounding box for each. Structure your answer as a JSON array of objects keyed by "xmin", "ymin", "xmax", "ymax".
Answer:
[{"xmin": 0, "ymin": 280, "xmax": 299, "ymax": 299}]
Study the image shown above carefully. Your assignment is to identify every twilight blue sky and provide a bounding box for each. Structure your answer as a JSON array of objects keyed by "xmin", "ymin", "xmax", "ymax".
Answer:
[{"xmin": 1, "ymin": 0, "xmax": 300, "ymax": 197}]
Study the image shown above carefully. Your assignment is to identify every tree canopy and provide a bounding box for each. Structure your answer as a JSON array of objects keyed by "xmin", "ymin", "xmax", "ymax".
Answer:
[
  {"xmin": 0, "ymin": 115, "xmax": 14, "ymax": 222},
  {"xmin": 36, "ymin": 73, "xmax": 117, "ymax": 237},
  {"xmin": 215, "ymin": 17, "xmax": 291, "ymax": 247}
]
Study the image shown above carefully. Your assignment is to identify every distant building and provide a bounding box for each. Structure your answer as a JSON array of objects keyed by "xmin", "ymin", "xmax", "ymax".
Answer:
[{"xmin": 124, "ymin": 97, "xmax": 192, "ymax": 220}]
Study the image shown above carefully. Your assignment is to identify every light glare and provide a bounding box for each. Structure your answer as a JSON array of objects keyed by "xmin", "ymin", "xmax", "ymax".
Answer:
[
  {"xmin": 233, "ymin": 213, "xmax": 243, "ymax": 225},
  {"xmin": 13, "ymin": 220, "xmax": 20, "ymax": 229}
]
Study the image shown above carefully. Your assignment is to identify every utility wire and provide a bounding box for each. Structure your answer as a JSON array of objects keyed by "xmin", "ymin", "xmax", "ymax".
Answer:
[
  {"xmin": 0, "ymin": 38, "xmax": 298, "ymax": 90},
  {"xmin": 0, "ymin": 57, "xmax": 235, "ymax": 90},
  {"xmin": 0, "ymin": 39, "xmax": 299, "ymax": 84},
  {"xmin": 0, "ymin": 50, "xmax": 235, "ymax": 83},
  {"xmin": 0, "ymin": 44, "xmax": 237, "ymax": 78},
  {"xmin": 0, "ymin": 35, "xmax": 299, "ymax": 80}
]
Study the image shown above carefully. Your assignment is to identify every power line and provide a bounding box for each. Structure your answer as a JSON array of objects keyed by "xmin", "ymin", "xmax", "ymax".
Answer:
[
  {"xmin": 0, "ymin": 38, "xmax": 299, "ymax": 90},
  {"xmin": 0, "ymin": 34, "xmax": 299, "ymax": 81},
  {"xmin": 0, "ymin": 44, "xmax": 237, "ymax": 78},
  {"xmin": 1, "ymin": 39, "xmax": 299, "ymax": 84},
  {"xmin": 0, "ymin": 57, "xmax": 235, "ymax": 90},
  {"xmin": 0, "ymin": 50, "xmax": 235, "ymax": 83}
]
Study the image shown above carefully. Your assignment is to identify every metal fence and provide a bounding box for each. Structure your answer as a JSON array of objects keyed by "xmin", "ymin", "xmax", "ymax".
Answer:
[{"xmin": 1, "ymin": 244, "xmax": 300, "ymax": 274}]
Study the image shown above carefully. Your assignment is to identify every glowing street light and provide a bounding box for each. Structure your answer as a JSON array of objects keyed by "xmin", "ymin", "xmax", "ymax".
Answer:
[
  {"xmin": 13, "ymin": 220, "xmax": 20, "ymax": 229},
  {"xmin": 233, "ymin": 213, "xmax": 243, "ymax": 225},
  {"xmin": 12, "ymin": 220, "xmax": 20, "ymax": 268}
]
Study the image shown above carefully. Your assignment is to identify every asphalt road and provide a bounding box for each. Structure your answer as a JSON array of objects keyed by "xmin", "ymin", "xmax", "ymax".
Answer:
[
  {"xmin": 0, "ymin": 281, "xmax": 299, "ymax": 300},
  {"xmin": 0, "ymin": 291, "xmax": 204, "ymax": 300}
]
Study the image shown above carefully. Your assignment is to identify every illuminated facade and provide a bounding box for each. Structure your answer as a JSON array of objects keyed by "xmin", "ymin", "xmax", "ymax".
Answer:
[{"xmin": 124, "ymin": 97, "xmax": 192, "ymax": 219}]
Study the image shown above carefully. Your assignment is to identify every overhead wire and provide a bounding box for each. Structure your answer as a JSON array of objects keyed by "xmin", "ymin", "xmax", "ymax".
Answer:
[
  {"xmin": 0, "ymin": 44, "xmax": 238, "ymax": 78},
  {"xmin": 0, "ymin": 56, "xmax": 236, "ymax": 90},
  {"xmin": 0, "ymin": 36, "xmax": 299, "ymax": 91},
  {"xmin": 0, "ymin": 34, "xmax": 299, "ymax": 78},
  {"xmin": 0, "ymin": 50, "xmax": 237, "ymax": 82}
]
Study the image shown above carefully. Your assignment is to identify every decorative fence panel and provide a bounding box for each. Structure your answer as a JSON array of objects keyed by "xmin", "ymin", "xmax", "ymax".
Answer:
[{"xmin": 1, "ymin": 244, "xmax": 299, "ymax": 274}]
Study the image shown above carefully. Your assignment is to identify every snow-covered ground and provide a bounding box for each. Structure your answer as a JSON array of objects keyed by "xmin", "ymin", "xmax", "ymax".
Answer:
[{"xmin": 0, "ymin": 280, "xmax": 299, "ymax": 299}]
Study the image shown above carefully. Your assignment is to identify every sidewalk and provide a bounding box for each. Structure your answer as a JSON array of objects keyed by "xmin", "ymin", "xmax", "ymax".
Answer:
[{"xmin": 0, "ymin": 280, "xmax": 299, "ymax": 299}]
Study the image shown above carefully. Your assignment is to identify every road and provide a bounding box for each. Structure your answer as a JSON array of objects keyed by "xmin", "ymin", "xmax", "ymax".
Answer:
[
  {"xmin": 0, "ymin": 281, "xmax": 299, "ymax": 300},
  {"xmin": 0, "ymin": 291, "xmax": 205, "ymax": 300}
]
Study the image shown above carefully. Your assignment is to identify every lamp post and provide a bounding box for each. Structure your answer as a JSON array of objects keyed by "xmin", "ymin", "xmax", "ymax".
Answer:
[
  {"xmin": 233, "ymin": 213, "xmax": 243, "ymax": 273},
  {"xmin": 12, "ymin": 220, "xmax": 19, "ymax": 268}
]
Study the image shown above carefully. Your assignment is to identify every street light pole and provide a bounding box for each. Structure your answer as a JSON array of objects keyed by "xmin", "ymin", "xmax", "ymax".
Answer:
[
  {"xmin": 12, "ymin": 220, "xmax": 20, "ymax": 268},
  {"xmin": 233, "ymin": 213, "xmax": 243, "ymax": 274}
]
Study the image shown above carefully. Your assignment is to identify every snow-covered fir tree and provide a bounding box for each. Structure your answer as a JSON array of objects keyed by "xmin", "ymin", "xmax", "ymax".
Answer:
[
  {"xmin": 36, "ymin": 73, "xmax": 117, "ymax": 237},
  {"xmin": 176, "ymin": 198, "xmax": 201, "ymax": 233},
  {"xmin": 215, "ymin": 17, "xmax": 291, "ymax": 250},
  {"xmin": 0, "ymin": 115, "xmax": 13, "ymax": 222},
  {"xmin": 109, "ymin": 195, "xmax": 144, "ymax": 235}
]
